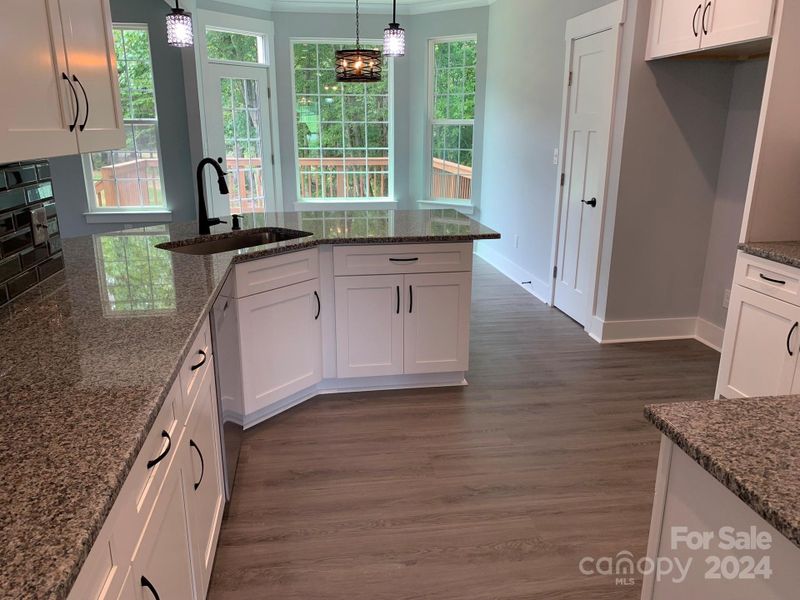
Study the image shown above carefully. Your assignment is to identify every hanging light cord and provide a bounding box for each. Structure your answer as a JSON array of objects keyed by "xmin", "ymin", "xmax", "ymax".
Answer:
[
  {"xmin": 174, "ymin": 0, "xmax": 181, "ymax": 9},
  {"xmin": 392, "ymin": 0, "xmax": 397, "ymax": 25},
  {"xmin": 355, "ymin": 0, "xmax": 361, "ymax": 48}
]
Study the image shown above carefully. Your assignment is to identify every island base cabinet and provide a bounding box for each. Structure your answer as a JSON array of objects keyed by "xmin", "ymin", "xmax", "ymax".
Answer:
[
  {"xmin": 183, "ymin": 361, "xmax": 225, "ymax": 597},
  {"xmin": 131, "ymin": 469, "xmax": 195, "ymax": 600},
  {"xmin": 716, "ymin": 285, "xmax": 800, "ymax": 398},
  {"xmin": 404, "ymin": 272, "xmax": 471, "ymax": 374},
  {"xmin": 239, "ymin": 279, "xmax": 323, "ymax": 415}
]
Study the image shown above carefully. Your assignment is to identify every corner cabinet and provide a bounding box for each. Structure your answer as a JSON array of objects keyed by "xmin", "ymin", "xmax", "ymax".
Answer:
[
  {"xmin": 0, "ymin": 0, "xmax": 124, "ymax": 163},
  {"xmin": 646, "ymin": 0, "xmax": 776, "ymax": 60},
  {"xmin": 716, "ymin": 253, "xmax": 800, "ymax": 398}
]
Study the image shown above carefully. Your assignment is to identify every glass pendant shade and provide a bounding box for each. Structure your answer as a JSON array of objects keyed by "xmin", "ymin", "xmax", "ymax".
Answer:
[
  {"xmin": 335, "ymin": 49, "xmax": 383, "ymax": 83},
  {"xmin": 383, "ymin": 24, "xmax": 405, "ymax": 57},
  {"xmin": 166, "ymin": 4, "xmax": 194, "ymax": 48}
]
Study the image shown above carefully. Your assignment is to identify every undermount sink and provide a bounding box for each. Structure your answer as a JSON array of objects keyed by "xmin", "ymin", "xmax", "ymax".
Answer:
[{"xmin": 156, "ymin": 228, "xmax": 313, "ymax": 256}]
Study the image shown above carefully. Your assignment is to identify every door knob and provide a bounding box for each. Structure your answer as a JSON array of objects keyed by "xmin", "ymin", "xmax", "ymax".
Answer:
[{"xmin": 581, "ymin": 198, "xmax": 597, "ymax": 208}]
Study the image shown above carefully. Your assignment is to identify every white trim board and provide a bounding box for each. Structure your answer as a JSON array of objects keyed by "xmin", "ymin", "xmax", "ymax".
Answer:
[
  {"xmin": 206, "ymin": 0, "xmax": 497, "ymax": 16},
  {"xmin": 591, "ymin": 316, "xmax": 724, "ymax": 351},
  {"xmin": 474, "ymin": 241, "xmax": 551, "ymax": 304}
]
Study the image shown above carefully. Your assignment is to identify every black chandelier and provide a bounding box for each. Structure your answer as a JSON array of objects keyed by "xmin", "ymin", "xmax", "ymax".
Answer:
[{"xmin": 336, "ymin": 0, "xmax": 382, "ymax": 83}]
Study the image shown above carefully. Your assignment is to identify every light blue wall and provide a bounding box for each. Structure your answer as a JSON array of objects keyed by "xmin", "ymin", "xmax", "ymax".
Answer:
[{"xmin": 51, "ymin": 0, "xmax": 198, "ymax": 238}]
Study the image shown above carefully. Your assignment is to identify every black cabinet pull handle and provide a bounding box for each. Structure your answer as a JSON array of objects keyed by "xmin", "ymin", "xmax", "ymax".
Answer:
[
  {"xmin": 396, "ymin": 285, "xmax": 400, "ymax": 315},
  {"xmin": 390, "ymin": 258, "xmax": 419, "ymax": 263},
  {"xmin": 409, "ymin": 285, "xmax": 413, "ymax": 314},
  {"xmin": 760, "ymin": 273, "xmax": 786, "ymax": 285},
  {"xmin": 62, "ymin": 73, "xmax": 79, "ymax": 132},
  {"xmin": 314, "ymin": 291, "xmax": 321, "ymax": 320},
  {"xmin": 788, "ymin": 322, "xmax": 798, "ymax": 357},
  {"xmin": 146, "ymin": 430, "xmax": 171, "ymax": 469},
  {"xmin": 189, "ymin": 439, "xmax": 205, "ymax": 490},
  {"xmin": 692, "ymin": 4, "xmax": 701, "ymax": 36},
  {"xmin": 73, "ymin": 75, "xmax": 89, "ymax": 131},
  {"xmin": 702, "ymin": 1, "xmax": 711, "ymax": 35},
  {"xmin": 141, "ymin": 576, "xmax": 160, "ymax": 600},
  {"xmin": 191, "ymin": 349, "xmax": 207, "ymax": 371}
]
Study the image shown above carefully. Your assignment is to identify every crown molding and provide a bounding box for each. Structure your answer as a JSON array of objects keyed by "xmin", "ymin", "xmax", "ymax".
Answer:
[{"xmin": 205, "ymin": 0, "xmax": 497, "ymax": 16}]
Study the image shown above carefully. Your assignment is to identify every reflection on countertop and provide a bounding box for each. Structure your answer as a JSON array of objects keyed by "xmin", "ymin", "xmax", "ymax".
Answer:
[{"xmin": 0, "ymin": 209, "xmax": 499, "ymax": 600}]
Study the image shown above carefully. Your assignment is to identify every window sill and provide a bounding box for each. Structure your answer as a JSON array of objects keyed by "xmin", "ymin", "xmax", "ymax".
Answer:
[
  {"xmin": 293, "ymin": 200, "xmax": 399, "ymax": 212},
  {"xmin": 417, "ymin": 200, "xmax": 474, "ymax": 215},
  {"xmin": 83, "ymin": 210, "xmax": 173, "ymax": 225}
]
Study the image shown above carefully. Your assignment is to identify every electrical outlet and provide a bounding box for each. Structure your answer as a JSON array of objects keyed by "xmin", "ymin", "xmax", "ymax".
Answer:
[
  {"xmin": 723, "ymin": 289, "xmax": 731, "ymax": 310},
  {"xmin": 553, "ymin": 148, "xmax": 559, "ymax": 165},
  {"xmin": 514, "ymin": 234, "xmax": 520, "ymax": 249}
]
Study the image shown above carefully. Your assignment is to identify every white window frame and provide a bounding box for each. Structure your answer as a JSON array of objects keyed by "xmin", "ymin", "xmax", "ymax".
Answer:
[
  {"xmin": 290, "ymin": 38, "xmax": 397, "ymax": 211},
  {"xmin": 82, "ymin": 24, "xmax": 171, "ymax": 224},
  {"xmin": 425, "ymin": 34, "xmax": 478, "ymax": 208}
]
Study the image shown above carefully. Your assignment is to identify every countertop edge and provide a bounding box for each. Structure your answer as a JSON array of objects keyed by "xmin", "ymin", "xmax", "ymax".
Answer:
[
  {"xmin": 738, "ymin": 242, "xmax": 800, "ymax": 270},
  {"xmin": 644, "ymin": 405, "xmax": 800, "ymax": 551}
]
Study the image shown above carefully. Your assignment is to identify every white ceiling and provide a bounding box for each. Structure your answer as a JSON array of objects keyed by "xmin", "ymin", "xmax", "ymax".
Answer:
[{"xmin": 214, "ymin": 0, "xmax": 497, "ymax": 16}]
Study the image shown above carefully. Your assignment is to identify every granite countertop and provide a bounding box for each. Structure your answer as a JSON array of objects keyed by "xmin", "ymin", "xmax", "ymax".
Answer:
[
  {"xmin": 645, "ymin": 396, "xmax": 800, "ymax": 550},
  {"xmin": 0, "ymin": 209, "xmax": 499, "ymax": 599},
  {"xmin": 739, "ymin": 240, "xmax": 800, "ymax": 269}
]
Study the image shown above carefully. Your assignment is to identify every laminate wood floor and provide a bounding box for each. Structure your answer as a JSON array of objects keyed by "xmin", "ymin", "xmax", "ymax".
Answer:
[{"xmin": 208, "ymin": 258, "xmax": 720, "ymax": 600}]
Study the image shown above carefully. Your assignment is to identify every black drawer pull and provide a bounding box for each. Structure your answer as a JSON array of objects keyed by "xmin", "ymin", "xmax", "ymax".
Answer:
[
  {"xmin": 409, "ymin": 285, "xmax": 413, "ymax": 314},
  {"xmin": 190, "ymin": 349, "xmax": 207, "ymax": 371},
  {"xmin": 146, "ymin": 430, "xmax": 171, "ymax": 469},
  {"xmin": 760, "ymin": 273, "xmax": 786, "ymax": 285},
  {"xmin": 702, "ymin": 1, "xmax": 711, "ymax": 35},
  {"xmin": 788, "ymin": 322, "xmax": 798, "ymax": 357},
  {"xmin": 62, "ymin": 73, "xmax": 79, "ymax": 132},
  {"xmin": 390, "ymin": 257, "xmax": 419, "ymax": 263},
  {"xmin": 141, "ymin": 576, "xmax": 160, "ymax": 600},
  {"xmin": 73, "ymin": 75, "xmax": 89, "ymax": 131},
  {"xmin": 396, "ymin": 285, "xmax": 400, "ymax": 315},
  {"xmin": 314, "ymin": 291, "xmax": 321, "ymax": 320},
  {"xmin": 190, "ymin": 439, "xmax": 205, "ymax": 490},
  {"xmin": 692, "ymin": 4, "xmax": 701, "ymax": 36}
]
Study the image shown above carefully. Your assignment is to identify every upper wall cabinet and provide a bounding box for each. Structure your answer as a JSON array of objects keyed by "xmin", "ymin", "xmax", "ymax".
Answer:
[
  {"xmin": 0, "ymin": 0, "xmax": 124, "ymax": 164},
  {"xmin": 647, "ymin": 0, "xmax": 776, "ymax": 60}
]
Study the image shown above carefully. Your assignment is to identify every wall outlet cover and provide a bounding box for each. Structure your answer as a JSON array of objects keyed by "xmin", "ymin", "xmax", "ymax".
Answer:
[{"xmin": 30, "ymin": 206, "xmax": 48, "ymax": 246}]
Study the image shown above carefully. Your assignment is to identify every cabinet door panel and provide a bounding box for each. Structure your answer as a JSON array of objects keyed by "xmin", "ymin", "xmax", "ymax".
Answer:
[
  {"xmin": 0, "ymin": 0, "xmax": 79, "ymax": 162},
  {"xmin": 184, "ymin": 363, "xmax": 225, "ymax": 597},
  {"xmin": 702, "ymin": 0, "xmax": 775, "ymax": 50},
  {"xmin": 335, "ymin": 275, "xmax": 404, "ymax": 378},
  {"xmin": 716, "ymin": 286, "xmax": 800, "ymax": 399},
  {"xmin": 132, "ymin": 469, "xmax": 194, "ymax": 600},
  {"xmin": 60, "ymin": 0, "xmax": 124, "ymax": 151},
  {"xmin": 647, "ymin": 0, "xmax": 704, "ymax": 59},
  {"xmin": 239, "ymin": 279, "xmax": 322, "ymax": 414},
  {"xmin": 404, "ymin": 272, "xmax": 471, "ymax": 375}
]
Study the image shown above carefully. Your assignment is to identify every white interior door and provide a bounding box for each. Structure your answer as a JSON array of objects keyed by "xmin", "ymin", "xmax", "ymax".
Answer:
[{"xmin": 553, "ymin": 27, "xmax": 617, "ymax": 327}]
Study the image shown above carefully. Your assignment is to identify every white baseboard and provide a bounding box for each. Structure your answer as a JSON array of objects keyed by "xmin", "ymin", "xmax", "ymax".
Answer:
[
  {"xmin": 474, "ymin": 242, "xmax": 551, "ymax": 303},
  {"xmin": 592, "ymin": 316, "xmax": 724, "ymax": 352},
  {"xmin": 243, "ymin": 372, "xmax": 468, "ymax": 430}
]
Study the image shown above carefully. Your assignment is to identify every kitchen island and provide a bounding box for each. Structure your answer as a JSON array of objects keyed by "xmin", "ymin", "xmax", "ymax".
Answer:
[
  {"xmin": 641, "ymin": 396, "xmax": 800, "ymax": 599},
  {"xmin": 0, "ymin": 209, "xmax": 499, "ymax": 599}
]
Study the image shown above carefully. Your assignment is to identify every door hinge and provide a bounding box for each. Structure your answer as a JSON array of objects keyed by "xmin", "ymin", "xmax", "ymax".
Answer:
[
  {"xmin": 271, "ymin": 154, "xmax": 275, "ymax": 165},
  {"xmin": 553, "ymin": 265, "xmax": 558, "ymax": 279},
  {"xmin": 268, "ymin": 87, "xmax": 272, "ymax": 100},
  {"xmin": 560, "ymin": 173, "xmax": 565, "ymax": 186},
  {"xmin": 568, "ymin": 71, "xmax": 573, "ymax": 87}
]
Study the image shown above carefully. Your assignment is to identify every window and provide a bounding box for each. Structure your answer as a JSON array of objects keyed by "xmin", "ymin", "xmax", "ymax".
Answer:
[
  {"xmin": 429, "ymin": 37, "xmax": 477, "ymax": 203},
  {"xmin": 292, "ymin": 41, "xmax": 392, "ymax": 202},
  {"xmin": 87, "ymin": 26, "xmax": 166, "ymax": 212},
  {"xmin": 93, "ymin": 228, "xmax": 176, "ymax": 316},
  {"xmin": 206, "ymin": 28, "xmax": 265, "ymax": 64}
]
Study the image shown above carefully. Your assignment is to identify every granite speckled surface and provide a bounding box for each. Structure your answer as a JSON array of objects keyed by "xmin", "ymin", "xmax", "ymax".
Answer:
[
  {"xmin": 739, "ymin": 241, "xmax": 800, "ymax": 269},
  {"xmin": 645, "ymin": 397, "xmax": 800, "ymax": 550},
  {"xmin": 0, "ymin": 209, "xmax": 499, "ymax": 599}
]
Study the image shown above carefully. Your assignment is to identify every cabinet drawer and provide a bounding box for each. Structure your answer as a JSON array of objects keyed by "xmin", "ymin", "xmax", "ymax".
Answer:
[
  {"xmin": 234, "ymin": 248, "xmax": 319, "ymax": 298},
  {"xmin": 333, "ymin": 243, "xmax": 473, "ymax": 276},
  {"xmin": 113, "ymin": 385, "xmax": 181, "ymax": 557},
  {"xmin": 735, "ymin": 253, "xmax": 800, "ymax": 307},
  {"xmin": 180, "ymin": 319, "xmax": 211, "ymax": 422},
  {"xmin": 67, "ymin": 536, "xmax": 122, "ymax": 600}
]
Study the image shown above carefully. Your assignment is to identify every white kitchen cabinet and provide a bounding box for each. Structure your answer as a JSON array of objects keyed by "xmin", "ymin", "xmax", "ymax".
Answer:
[
  {"xmin": 335, "ymin": 275, "xmax": 405, "ymax": 378},
  {"xmin": 646, "ymin": 0, "xmax": 776, "ymax": 60},
  {"xmin": 183, "ymin": 363, "xmax": 225, "ymax": 597},
  {"xmin": 716, "ymin": 285, "xmax": 800, "ymax": 398},
  {"xmin": 0, "ymin": 0, "xmax": 123, "ymax": 163},
  {"xmin": 132, "ymin": 465, "xmax": 195, "ymax": 600},
  {"xmin": 239, "ymin": 279, "xmax": 323, "ymax": 415},
  {"xmin": 404, "ymin": 272, "xmax": 471, "ymax": 375}
]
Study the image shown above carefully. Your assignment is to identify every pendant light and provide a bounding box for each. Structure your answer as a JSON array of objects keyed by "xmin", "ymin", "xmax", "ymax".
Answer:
[
  {"xmin": 166, "ymin": 0, "xmax": 194, "ymax": 48},
  {"xmin": 383, "ymin": 0, "xmax": 405, "ymax": 57},
  {"xmin": 336, "ymin": 0, "xmax": 382, "ymax": 83}
]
